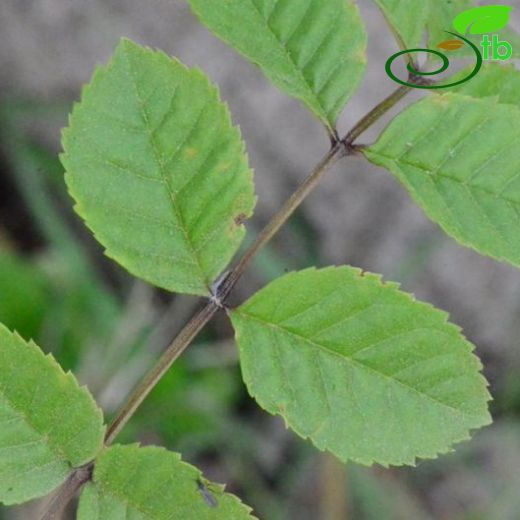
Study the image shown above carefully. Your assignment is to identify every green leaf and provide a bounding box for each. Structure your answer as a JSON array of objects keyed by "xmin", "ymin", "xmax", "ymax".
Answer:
[
  {"xmin": 373, "ymin": 0, "xmax": 429, "ymax": 49},
  {"xmin": 78, "ymin": 444, "xmax": 256, "ymax": 519},
  {"xmin": 374, "ymin": 1, "xmax": 485, "ymax": 59},
  {"xmin": 230, "ymin": 267, "xmax": 491, "ymax": 466},
  {"xmin": 187, "ymin": 0, "xmax": 367, "ymax": 132},
  {"xmin": 448, "ymin": 63, "xmax": 520, "ymax": 106},
  {"xmin": 0, "ymin": 324, "xmax": 105, "ymax": 504},
  {"xmin": 428, "ymin": 0, "xmax": 476, "ymax": 48},
  {"xmin": 62, "ymin": 39, "xmax": 255, "ymax": 296},
  {"xmin": 452, "ymin": 5, "xmax": 513, "ymax": 35},
  {"xmin": 365, "ymin": 93, "xmax": 520, "ymax": 269}
]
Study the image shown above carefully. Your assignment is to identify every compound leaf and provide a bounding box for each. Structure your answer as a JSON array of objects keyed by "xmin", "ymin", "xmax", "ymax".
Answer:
[
  {"xmin": 365, "ymin": 93, "xmax": 520, "ymax": 269},
  {"xmin": 0, "ymin": 324, "xmax": 105, "ymax": 505},
  {"xmin": 230, "ymin": 267, "xmax": 491, "ymax": 466},
  {"xmin": 78, "ymin": 444, "xmax": 256, "ymax": 519},
  {"xmin": 187, "ymin": 0, "xmax": 367, "ymax": 133},
  {"xmin": 62, "ymin": 39, "xmax": 255, "ymax": 296}
]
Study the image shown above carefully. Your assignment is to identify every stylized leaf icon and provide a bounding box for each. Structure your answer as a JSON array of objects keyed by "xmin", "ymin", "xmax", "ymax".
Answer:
[
  {"xmin": 437, "ymin": 39, "xmax": 465, "ymax": 51},
  {"xmin": 453, "ymin": 5, "xmax": 513, "ymax": 35}
]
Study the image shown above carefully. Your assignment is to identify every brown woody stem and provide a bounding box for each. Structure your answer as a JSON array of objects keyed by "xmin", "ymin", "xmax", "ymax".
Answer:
[
  {"xmin": 343, "ymin": 84, "xmax": 411, "ymax": 145},
  {"xmin": 104, "ymin": 140, "xmax": 347, "ymax": 446},
  {"xmin": 104, "ymin": 300, "xmax": 220, "ymax": 445},
  {"xmin": 218, "ymin": 141, "xmax": 347, "ymax": 300},
  {"xmin": 39, "ymin": 463, "xmax": 93, "ymax": 520}
]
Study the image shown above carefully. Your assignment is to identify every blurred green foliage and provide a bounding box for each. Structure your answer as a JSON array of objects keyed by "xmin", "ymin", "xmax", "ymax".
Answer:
[{"xmin": 0, "ymin": 250, "xmax": 49, "ymax": 340}]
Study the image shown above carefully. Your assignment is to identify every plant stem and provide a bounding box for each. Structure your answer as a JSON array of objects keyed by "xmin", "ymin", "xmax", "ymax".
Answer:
[
  {"xmin": 343, "ymin": 84, "xmax": 411, "ymax": 145},
  {"xmin": 218, "ymin": 141, "xmax": 347, "ymax": 301},
  {"xmin": 105, "ymin": 141, "xmax": 347, "ymax": 446},
  {"xmin": 104, "ymin": 300, "xmax": 220, "ymax": 445},
  {"xmin": 344, "ymin": 70, "xmax": 439, "ymax": 146},
  {"xmin": 39, "ymin": 463, "xmax": 93, "ymax": 520}
]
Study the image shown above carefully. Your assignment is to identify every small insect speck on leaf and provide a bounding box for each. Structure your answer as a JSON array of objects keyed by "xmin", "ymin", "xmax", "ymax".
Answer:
[
  {"xmin": 197, "ymin": 479, "xmax": 218, "ymax": 508},
  {"xmin": 234, "ymin": 213, "xmax": 247, "ymax": 226}
]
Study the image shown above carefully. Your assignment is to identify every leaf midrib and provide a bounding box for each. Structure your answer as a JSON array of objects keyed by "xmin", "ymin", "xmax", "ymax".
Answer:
[
  {"xmin": 368, "ymin": 148, "xmax": 519, "ymax": 256},
  {"xmin": 0, "ymin": 391, "xmax": 71, "ymax": 470},
  {"xmin": 121, "ymin": 45, "xmax": 210, "ymax": 292},
  {"xmin": 369, "ymin": 149, "xmax": 520, "ymax": 208},
  {"xmin": 247, "ymin": 0, "xmax": 332, "ymax": 126},
  {"xmin": 237, "ymin": 311, "xmax": 481, "ymax": 420}
]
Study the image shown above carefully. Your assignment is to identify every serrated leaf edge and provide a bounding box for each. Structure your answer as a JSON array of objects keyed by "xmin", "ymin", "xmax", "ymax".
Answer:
[
  {"xmin": 188, "ymin": 0, "xmax": 367, "ymax": 132},
  {"xmin": 0, "ymin": 324, "xmax": 106, "ymax": 468},
  {"xmin": 364, "ymin": 92, "xmax": 520, "ymax": 271},
  {"xmin": 90, "ymin": 444, "xmax": 258, "ymax": 518},
  {"xmin": 231, "ymin": 266, "xmax": 492, "ymax": 467},
  {"xmin": 61, "ymin": 38, "xmax": 256, "ymax": 296}
]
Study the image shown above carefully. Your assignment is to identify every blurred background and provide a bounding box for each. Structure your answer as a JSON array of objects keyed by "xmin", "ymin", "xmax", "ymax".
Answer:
[{"xmin": 1, "ymin": 1, "xmax": 520, "ymax": 518}]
